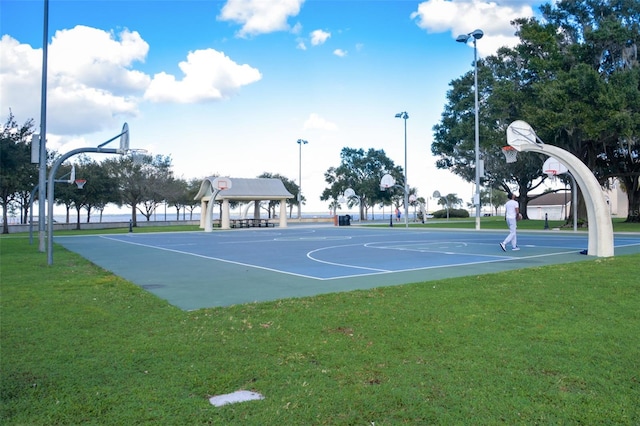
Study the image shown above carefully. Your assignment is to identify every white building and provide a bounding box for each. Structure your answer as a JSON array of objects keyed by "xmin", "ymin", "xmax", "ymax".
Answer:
[{"xmin": 526, "ymin": 179, "xmax": 629, "ymax": 221}]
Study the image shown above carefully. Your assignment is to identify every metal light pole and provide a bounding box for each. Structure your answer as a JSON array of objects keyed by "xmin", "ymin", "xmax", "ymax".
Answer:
[
  {"xmin": 456, "ymin": 29, "xmax": 483, "ymax": 230},
  {"xmin": 37, "ymin": 0, "xmax": 50, "ymax": 252},
  {"xmin": 395, "ymin": 112, "xmax": 409, "ymax": 228},
  {"xmin": 297, "ymin": 139, "xmax": 308, "ymax": 221}
]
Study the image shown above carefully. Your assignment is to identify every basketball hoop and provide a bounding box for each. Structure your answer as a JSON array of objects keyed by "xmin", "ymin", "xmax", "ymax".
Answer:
[
  {"xmin": 74, "ymin": 179, "xmax": 87, "ymax": 189},
  {"xmin": 542, "ymin": 157, "xmax": 568, "ymax": 180},
  {"xmin": 212, "ymin": 177, "xmax": 232, "ymax": 191},
  {"xmin": 129, "ymin": 149, "xmax": 148, "ymax": 165},
  {"xmin": 501, "ymin": 146, "xmax": 518, "ymax": 163},
  {"xmin": 380, "ymin": 174, "xmax": 395, "ymax": 191}
]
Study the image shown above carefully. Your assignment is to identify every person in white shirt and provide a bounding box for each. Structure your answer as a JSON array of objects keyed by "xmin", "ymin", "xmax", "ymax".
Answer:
[{"xmin": 500, "ymin": 193, "xmax": 522, "ymax": 251}]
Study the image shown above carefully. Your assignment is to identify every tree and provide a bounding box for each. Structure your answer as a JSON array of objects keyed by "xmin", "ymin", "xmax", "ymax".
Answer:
[
  {"xmin": 80, "ymin": 158, "xmax": 121, "ymax": 223},
  {"xmin": 437, "ymin": 193, "xmax": 463, "ymax": 220},
  {"xmin": 321, "ymin": 147, "xmax": 402, "ymax": 220},
  {"xmin": 184, "ymin": 177, "xmax": 204, "ymax": 220},
  {"xmin": 163, "ymin": 177, "xmax": 189, "ymax": 220},
  {"xmin": 257, "ymin": 172, "xmax": 297, "ymax": 218},
  {"xmin": 432, "ymin": 0, "xmax": 640, "ymax": 222},
  {"xmin": 52, "ymin": 156, "xmax": 120, "ymax": 228},
  {"xmin": 50, "ymin": 162, "xmax": 78, "ymax": 224},
  {"xmin": 483, "ymin": 187, "xmax": 508, "ymax": 216},
  {"xmin": 103, "ymin": 153, "xmax": 173, "ymax": 226},
  {"xmin": 432, "ymin": 59, "xmax": 548, "ymax": 220},
  {"xmin": 533, "ymin": 0, "xmax": 640, "ymax": 221},
  {"xmin": 0, "ymin": 112, "xmax": 36, "ymax": 233}
]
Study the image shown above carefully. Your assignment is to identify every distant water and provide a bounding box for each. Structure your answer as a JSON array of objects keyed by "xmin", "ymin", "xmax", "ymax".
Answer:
[
  {"xmin": 52, "ymin": 211, "xmax": 342, "ymax": 224},
  {"xmin": 54, "ymin": 213, "xmax": 201, "ymax": 224}
]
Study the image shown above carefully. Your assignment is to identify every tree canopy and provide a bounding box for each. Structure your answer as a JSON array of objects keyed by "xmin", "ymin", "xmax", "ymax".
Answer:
[
  {"xmin": 321, "ymin": 147, "xmax": 403, "ymax": 220},
  {"xmin": 432, "ymin": 0, "xmax": 640, "ymax": 221},
  {"xmin": 0, "ymin": 112, "xmax": 36, "ymax": 233}
]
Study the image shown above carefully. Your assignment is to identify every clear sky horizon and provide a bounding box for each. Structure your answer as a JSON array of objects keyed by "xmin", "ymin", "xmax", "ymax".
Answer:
[{"xmin": 1, "ymin": 0, "xmax": 549, "ymax": 214}]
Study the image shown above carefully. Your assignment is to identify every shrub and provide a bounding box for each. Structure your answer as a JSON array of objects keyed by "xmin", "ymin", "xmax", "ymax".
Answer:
[{"xmin": 432, "ymin": 208, "xmax": 470, "ymax": 219}]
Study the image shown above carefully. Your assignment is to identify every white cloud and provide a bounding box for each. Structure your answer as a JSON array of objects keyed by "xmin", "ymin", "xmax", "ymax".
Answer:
[
  {"xmin": 411, "ymin": 0, "xmax": 536, "ymax": 56},
  {"xmin": 218, "ymin": 0, "xmax": 305, "ymax": 38},
  {"xmin": 310, "ymin": 29, "xmax": 331, "ymax": 46},
  {"xmin": 291, "ymin": 22, "xmax": 303, "ymax": 35},
  {"xmin": 0, "ymin": 27, "xmax": 147, "ymax": 136},
  {"xmin": 144, "ymin": 49, "xmax": 262, "ymax": 103},
  {"xmin": 0, "ymin": 24, "xmax": 262, "ymax": 139},
  {"xmin": 303, "ymin": 113, "xmax": 338, "ymax": 131},
  {"xmin": 333, "ymin": 49, "xmax": 347, "ymax": 57},
  {"xmin": 0, "ymin": 35, "xmax": 43, "ymax": 121},
  {"xmin": 49, "ymin": 25, "xmax": 150, "ymax": 95}
]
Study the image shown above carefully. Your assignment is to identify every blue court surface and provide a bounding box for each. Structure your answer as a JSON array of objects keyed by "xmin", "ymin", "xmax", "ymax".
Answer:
[{"xmin": 56, "ymin": 225, "xmax": 640, "ymax": 310}]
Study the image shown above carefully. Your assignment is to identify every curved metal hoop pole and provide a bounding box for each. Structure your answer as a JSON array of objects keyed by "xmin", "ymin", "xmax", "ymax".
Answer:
[
  {"xmin": 507, "ymin": 121, "xmax": 613, "ymax": 257},
  {"xmin": 46, "ymin": 124, "xmax": 129, "ymax": 264},
  {"xmin": 47, "ymin": 147, "xmax": 119, "ymax": 264}
]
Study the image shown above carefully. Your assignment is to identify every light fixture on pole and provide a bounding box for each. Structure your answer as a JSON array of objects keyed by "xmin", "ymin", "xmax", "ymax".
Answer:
[
  {"xmin": 456, "ymin": 29, "xmax": 483, "ymax": 230},
  {"xmin": 395, "ymin": 111, "xmax": 409, "ymax": 228},
  {"xmin": 297, "ymin": 139, "xmax": 308, "ymax": 220}
]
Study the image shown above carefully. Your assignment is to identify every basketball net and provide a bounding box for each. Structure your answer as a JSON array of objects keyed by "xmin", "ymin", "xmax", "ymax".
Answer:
[
  {"xmin": 75, "ymin": 179, "xmax": 87, "ymax": 189},
  {"xmin": 129, "ymin": 149, "xmax": 148, "ymax": 165},
  {"xmin": 501, "ymin": 146, "xmax": 518, "ymax": 163},
  {"xmin": 545, "ymin": 170, "xmax": 558, "ymax": 183}
]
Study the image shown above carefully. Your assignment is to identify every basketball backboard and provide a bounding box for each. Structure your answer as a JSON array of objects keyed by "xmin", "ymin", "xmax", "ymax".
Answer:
[
  {"xmin": 119, "ymin": 123, "xmax": 130, "ymax": 153},
  {"xmin": 543, "ymin": 157, "xmax": 569, "ymax": 177},
  {"xmin": 380, "ymin": 174, "xmax": 395, "ymax": 190},
  {"xmin": 506, "ymin": 120, "xmax": 544, "ymax": 149},
  {"xmin": 344, "ymin": 188, "xmax": 356, "ymax": 198},
  {"xmin": 211, "ymin": 177, "xmax": 232, "ymax": 191}
]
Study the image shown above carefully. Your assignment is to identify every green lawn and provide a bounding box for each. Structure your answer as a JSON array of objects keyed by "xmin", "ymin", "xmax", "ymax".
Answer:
[
  {"xmin": 407, "ymin": 216, "xmax": 640, "ymax": 232},
  {"xmin": 1, "ymin": 230, "xmax": 639, "ymax": 425}
]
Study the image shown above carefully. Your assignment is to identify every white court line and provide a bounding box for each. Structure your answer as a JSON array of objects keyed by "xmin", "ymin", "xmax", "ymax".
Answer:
[
  {"xmin": 363, "ymin": 240, "xmax": 507, "ymax": 258},
  {"xmin": 98, "ymin": 235, "xmax": 321, "ymax": 280},
  {"xmin": 306, "ymin": 243, "xmax": 391, "ymax": 273},
  {"xmin": 614, "ymin": 242, "xmax": 640, "ymax": 248},
  {"xmin": 319, "ymin": 248, "xmax": 586, "ymax": 280},
  {"xmin": 96, "ymin": 235, "xmax": 590, "ymax": 281}
]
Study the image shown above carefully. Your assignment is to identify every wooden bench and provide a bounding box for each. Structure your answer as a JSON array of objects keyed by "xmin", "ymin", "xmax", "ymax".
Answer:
[
  {"xmin": 230, "ymin": 219, "xmax": 248, "ymax": 228},
  {"xmin": 230, "ymin": 219, "xmax": 275, "ymax": 228},
  {"xmin": 248, "ymin": 219, "xmax": 275, "ymax": 227}
]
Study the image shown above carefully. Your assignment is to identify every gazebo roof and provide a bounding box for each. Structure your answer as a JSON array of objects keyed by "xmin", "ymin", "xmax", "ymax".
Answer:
[{"xmin": 195, "ymin": 177, "xmax": 294, "ymax": 201}]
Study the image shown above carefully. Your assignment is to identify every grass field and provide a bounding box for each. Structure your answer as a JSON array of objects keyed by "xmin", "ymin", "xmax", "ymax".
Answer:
[
  {"xmin": 413, "ymin": 216, "xmax": 640, "ymax": 232},
  {"xmin": 1, "ymin": 225, "xmax": 639, "ymax": 424}
]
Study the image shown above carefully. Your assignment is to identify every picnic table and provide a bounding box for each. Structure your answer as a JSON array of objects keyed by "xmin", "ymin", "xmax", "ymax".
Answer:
[{"xmin": 230, "ymin": 219, "xmax": 275, "ymax": 228}]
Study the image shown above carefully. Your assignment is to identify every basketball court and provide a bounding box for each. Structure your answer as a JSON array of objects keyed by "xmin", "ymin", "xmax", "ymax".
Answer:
[{"xmin": 55, "ymin": 225, "xmax": 640, "ymax": 310}]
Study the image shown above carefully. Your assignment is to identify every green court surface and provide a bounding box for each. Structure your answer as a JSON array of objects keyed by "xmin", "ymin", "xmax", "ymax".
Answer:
[{"xmin": 55, "ymin": 225, "xmax": 640, "ymax": 310}]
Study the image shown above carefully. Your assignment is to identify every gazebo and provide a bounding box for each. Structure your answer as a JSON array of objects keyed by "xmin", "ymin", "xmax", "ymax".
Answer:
[{"xmin": 195, "ymin": 177, "xmax": 294, "ymax": 231}]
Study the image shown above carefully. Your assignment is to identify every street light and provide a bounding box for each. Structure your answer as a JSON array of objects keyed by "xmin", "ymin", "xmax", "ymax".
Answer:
[
  {"xmin": 297, "ymin": 139, "xmax": 308, "ymax": 220},
  {"xmin": 394, "ymin": 111, "xmax": 409, "ymax": 228},
  {"xmin": 456, "ymin": 29, "xmax": 483, "ymax": 230}
]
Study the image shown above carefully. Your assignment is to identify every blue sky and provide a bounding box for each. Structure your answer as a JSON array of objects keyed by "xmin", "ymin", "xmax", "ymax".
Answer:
[{"xmin": 1, "ymin": 0, "xmax": 548, "ymax": 213}]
